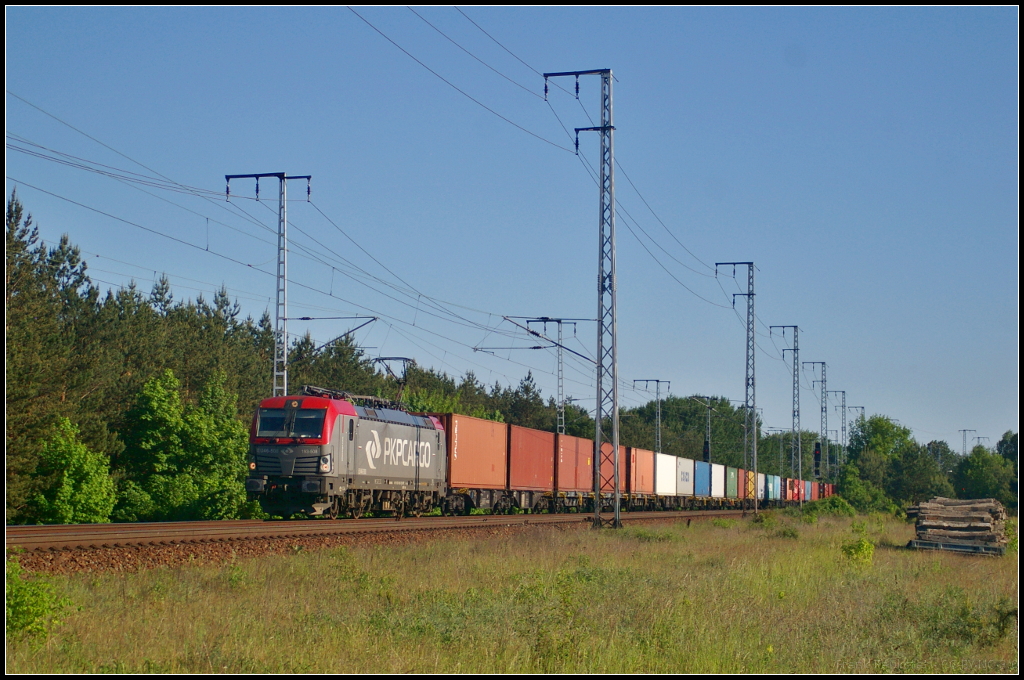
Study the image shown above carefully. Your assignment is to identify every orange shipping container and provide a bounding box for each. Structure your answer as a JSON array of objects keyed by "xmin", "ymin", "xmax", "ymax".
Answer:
[
  {"xmin": 627, "ymin": 448, "xmax": 655, "ymax": 495},
  {"xmin": 557, "ymin": 434, "xmax": 593, "ymax": 493},
  {"xmin": 509, "ymin": 426, "xmax": 555, "ymax": 492},
  {"xmin": 445, "ymin": 414, "xmax": 507, "ymax": 489}
]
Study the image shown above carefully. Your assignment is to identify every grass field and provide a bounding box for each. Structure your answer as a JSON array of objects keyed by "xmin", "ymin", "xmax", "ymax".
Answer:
[{"xmin": 6, "ymin": 512, "xmax": 1018, "ymax": 673}]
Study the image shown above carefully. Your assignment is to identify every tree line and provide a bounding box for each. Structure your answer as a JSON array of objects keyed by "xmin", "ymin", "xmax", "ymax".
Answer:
[{"xmin": 5, "ymin": 192, "xmax": 1016, "ymax": 523}]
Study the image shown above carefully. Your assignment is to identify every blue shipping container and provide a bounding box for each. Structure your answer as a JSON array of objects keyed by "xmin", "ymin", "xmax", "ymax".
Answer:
[{"xmin": 694, "ymin": 461, "xmax": 711, "ymax": 497}]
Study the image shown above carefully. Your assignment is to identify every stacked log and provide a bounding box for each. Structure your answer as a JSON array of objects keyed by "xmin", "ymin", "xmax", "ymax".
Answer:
[{"xmin": 909, "ymin": 497, "xmax": 1008, "ymax": 553}]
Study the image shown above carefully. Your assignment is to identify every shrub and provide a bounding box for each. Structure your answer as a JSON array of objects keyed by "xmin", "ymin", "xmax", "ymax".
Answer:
[
  {"xmin": 751, "ymin": 511, "xmax": 779, "ymax": 529},
  {"xmin": 5, "ymin": 552, "xmax": 69, "ymax": 639},
  {"xmin": 801, "ymin": 496, "xmax": 856, "ymax": 518},
  {"xmin": 841, "ymin": 537, "xmax": 875, "ymax": 564}
]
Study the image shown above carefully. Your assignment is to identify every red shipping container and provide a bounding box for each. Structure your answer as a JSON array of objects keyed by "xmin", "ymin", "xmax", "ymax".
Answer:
[
  {"xmin": 738, "ymin": 468, "xmax": 746, "ymax": 498},
  {"xmin": 445, "ymin": 414, "xmax": 507, "ymax": 489},
  {"xmin": 627, "ymin": 448, "xmax": 655, "ymax": 495},
  {"xmin": 509, "ymin": 426, "xmax": 555, "ymax": 492},
  {"xmin": 557, "ymin": 434, "xmax": 593, "ymax": 492},
  {"xmin": 810, "ymin": 482, "xmax": 819, "ymax": 501},
  {"xmin": 598, "ymin": 442, "xmax": 627, "ymax": 493}
]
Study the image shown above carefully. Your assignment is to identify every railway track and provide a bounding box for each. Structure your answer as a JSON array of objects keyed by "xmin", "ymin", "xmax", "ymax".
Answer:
[{"xmin": 6, "ymin": 510, "xmax": 746, "ymax": 552}]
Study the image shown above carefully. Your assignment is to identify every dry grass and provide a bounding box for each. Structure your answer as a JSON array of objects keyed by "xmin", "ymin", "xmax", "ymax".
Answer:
[{"xmin": 6, "ymin": 514, "xmax": 1018, "ymax": 673}]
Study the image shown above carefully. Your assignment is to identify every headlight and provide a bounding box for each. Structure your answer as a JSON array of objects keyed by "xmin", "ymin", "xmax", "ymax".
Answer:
[
  {"xmin": 249, "ymin": 461, "xmax": 257, "ymax": 470},
  {"xmin": 319, "ymin": 455, "xmax": 332, "ymax": 473}
]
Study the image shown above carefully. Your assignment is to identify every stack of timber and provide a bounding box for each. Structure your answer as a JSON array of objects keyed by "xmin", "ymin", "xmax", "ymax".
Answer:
[{"xmin": 907, "ymin": 497, "xmax": 1008, "ymax": 555}]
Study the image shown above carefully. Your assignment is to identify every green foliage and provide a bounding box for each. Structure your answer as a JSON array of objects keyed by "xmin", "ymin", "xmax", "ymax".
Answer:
[
  {"xmin": 711, "ymin": 518, "xmax": 737, "ymax": 529},
  {"xmin": 1005, "ymin": 518, "xmax": 1018, "ymax": 554},
  {"xmin": 954, "ymin": 446, "xmax": 1016, "ymax": 509},
  {"xmin": 888, "ymin": 442, "xmax": 954, "ymax": 504},
  {"xmin": 29, "ymin": 417, "xmax": 115, "ymax": 524},
  {"xmin": 5, "ymin": 551, "xmax": 69, "ymax": 639},
  {"xmin": 995, "ymin": 430, "xmax": 1017, "ymax": 475},
  {"xmin": 841, "ymin": 537, "xmax": 875, "ymax": 564},
  {"xmin": 836, "ymin": 463, "xmax": 898, "ymax": 514},
  {"xmin": 800, "ymin": 496, "xmax": 857, "ymax": 518},
  {"xmin": 113, "ymin": 369, "xmax": 249, "ymax": 522},
  {"xmin": 750, "ymin": 511, "xmax": 779, "ymax": 529},
  {"xmin": 774, "ymin": 526, "xmax": 799, "ymax": 539},
  {"xmin": 876, "ymin": 587, "xmax": 1017, "ymax": 653},
  {"xmin": 405, "ymin": 388, "xmax": 502, "ymax": 422},
  {"xmin": 849, "ymin": 415, "xmax": 915, "ymax": 462}
]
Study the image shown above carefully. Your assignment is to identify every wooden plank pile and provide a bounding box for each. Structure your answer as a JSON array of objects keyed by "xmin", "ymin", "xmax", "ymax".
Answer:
[{"xmin": 907, "ymin": 497, "xmax": 1008, "ymax": 555}]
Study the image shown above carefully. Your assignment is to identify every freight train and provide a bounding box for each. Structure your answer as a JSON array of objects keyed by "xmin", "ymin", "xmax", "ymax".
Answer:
[{"xmin": 245, "ymin": 386, "xmax": 835, "ymax": 519}]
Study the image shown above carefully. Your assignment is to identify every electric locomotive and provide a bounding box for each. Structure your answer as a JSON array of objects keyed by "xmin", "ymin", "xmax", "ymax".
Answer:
[{"xmin": 246, "ymin": 385, "xmax": 446, "ymax": 518}]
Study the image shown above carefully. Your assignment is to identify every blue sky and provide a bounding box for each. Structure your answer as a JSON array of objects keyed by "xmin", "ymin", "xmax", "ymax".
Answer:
[{"xmin": 6, "ymin": 7, "xmax": 1018, "ymax": 450}]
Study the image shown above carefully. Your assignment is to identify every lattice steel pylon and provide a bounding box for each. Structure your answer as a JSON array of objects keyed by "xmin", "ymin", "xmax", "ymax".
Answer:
[
  {"xmin": 226, "ymin": 172, "xmax": 311, "ymax": 397},
  {"xmin": 718, "ymin": 262, "xmax": 757, "ymax": 512},
  {"xmin": 771, "ymin": 325, "xmax": 800, "ymax": 480},
  {"xmin": 546, "ymin": 68, "xmax": 620, "ymax": 528},
  {"xmin": 804, "ymin": 361, "xmax": 827, "ymax": 477},
  {"xmin": 829, "ymin": 390, "xmax": 847, "ymax": 466}
]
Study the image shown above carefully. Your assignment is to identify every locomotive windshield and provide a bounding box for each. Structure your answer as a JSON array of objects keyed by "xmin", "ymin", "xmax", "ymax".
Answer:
[{"xmin": 257, "ymin": 408, "xmax": 327, "ymax": 439}]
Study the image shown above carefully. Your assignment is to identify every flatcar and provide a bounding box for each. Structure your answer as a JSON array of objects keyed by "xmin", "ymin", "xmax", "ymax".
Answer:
[{"xmin": 245, "ymin": 385, "xmax": 836, "ymax": 518}]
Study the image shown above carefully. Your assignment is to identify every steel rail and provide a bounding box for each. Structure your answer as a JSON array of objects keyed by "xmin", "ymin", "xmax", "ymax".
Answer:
[{"xmin": 6, "ymin": 510, "xmax": 745, "ymax": 552}]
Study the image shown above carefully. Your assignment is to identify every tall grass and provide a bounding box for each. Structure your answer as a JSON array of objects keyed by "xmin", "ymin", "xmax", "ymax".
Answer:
[{"xmin": 6, "ymin": 515, "xmax": 1017, "ymax": 673}]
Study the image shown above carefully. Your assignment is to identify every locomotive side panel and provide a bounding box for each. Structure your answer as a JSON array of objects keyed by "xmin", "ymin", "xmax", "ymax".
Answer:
[{"xmin": 351, "ymin": 418, "xmax": 446, "ymax": 491}]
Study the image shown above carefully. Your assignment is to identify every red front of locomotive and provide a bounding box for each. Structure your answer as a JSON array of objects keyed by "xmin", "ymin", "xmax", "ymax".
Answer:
[{"xmin": 245, "ymin": 395, "xmax": 357, "ymax": 517}]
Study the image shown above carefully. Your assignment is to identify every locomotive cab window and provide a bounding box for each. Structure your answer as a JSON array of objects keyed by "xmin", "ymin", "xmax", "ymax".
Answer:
[
  {"xmin": 292, "ymin": 409, "xmax": 327, "ymax": 438},
  {"xmin": 256, "ymin": 408, "xmax": 328, "ymax": 438}
]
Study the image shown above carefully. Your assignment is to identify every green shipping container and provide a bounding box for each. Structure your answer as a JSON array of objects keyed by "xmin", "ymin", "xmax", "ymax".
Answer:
[{"xmin": 726, "ymin": 467, "xmax": 738, "ymax": 498}]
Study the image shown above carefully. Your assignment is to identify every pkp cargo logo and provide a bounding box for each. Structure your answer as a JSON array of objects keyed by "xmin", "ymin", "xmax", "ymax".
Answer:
[{"xmin": 365, "ymin": 430, "xmax": 381, "ymax": 470}]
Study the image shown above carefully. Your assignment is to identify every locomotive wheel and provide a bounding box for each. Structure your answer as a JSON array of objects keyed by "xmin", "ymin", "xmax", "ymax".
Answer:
[{"xmin": 326, "ymin": 498, "xmax": 339, "ymax": 520}]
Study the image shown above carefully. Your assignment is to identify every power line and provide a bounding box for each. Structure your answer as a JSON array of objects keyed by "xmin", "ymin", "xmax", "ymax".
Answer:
[
  {"xmin": 347, "ymin": 7, "xmax": 573, "ymax": 153},
  {"xmin": 407, "ymin": 7, "xmax": 542, "ymax": 100}
]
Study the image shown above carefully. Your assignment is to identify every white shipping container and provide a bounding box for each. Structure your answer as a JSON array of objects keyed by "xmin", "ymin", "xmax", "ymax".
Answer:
[
  {"xmin": 677, "ymin": 457, "xmax": 695, "ymax": 496},
  {"xmin": 773, "ymin": 476, "xmax": 782, "ymax": 500},
  {"xmin": 655, "ymin": 453, "xmax": 676, "ymax": 496},
  {"xmin": 711, "ymin": 463, "xmax": 726, "ymax": 498},
  {"xmin": 757, "ymin": 473, "xmax": 766, "ymax": 500}
]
